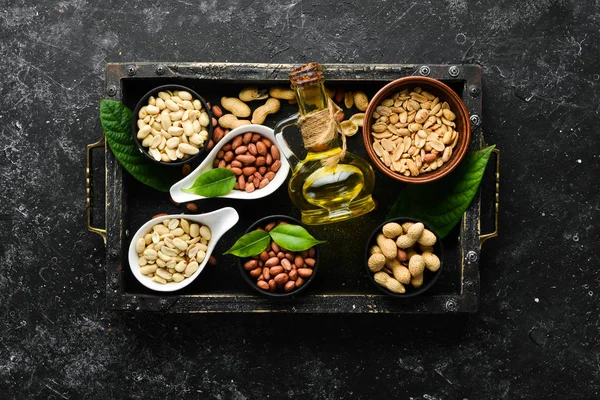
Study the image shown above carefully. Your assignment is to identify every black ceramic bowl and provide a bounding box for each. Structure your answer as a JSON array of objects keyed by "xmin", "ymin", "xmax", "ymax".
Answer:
[
  {"xmin": 365, "ymin": 217, "xmax": 443, "ymax": 298},
  {"xmin": 131, "ymin": 84, "xmax": 213, "ymax": 167},
  {"xmin": 238, "ymin": 215, "xmax": 320, "ymax": 298}
]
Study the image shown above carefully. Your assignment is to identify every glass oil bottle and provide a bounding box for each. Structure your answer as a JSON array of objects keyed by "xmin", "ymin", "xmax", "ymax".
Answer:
[{"xmin": 274, "ymin": 62, "xmax": 376, "ymax": 225}]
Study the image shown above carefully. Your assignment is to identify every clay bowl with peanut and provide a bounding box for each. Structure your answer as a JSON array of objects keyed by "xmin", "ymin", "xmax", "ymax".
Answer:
[
  {"xmin": 170, "ymin": 124, "xmax": 290, "ymax": 202},
  {"xmin": 238, "ymin": 215, "xmax": 320, "ymax": 297},
  {"xmin": 132, "ymin": 84, "xmax": 214, "ymax": 167},
  {"xmin": 362, "ymin": 76, "xmax": 471, "ymax": 183},
  {"xmin": 365, "ymin": 217, "xmax": 443, "ymax": 297}
]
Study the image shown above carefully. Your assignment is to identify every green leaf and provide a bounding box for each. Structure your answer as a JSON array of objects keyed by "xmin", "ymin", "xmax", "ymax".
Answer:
[
  {"xmin": 100, "ymin": 99, "xmax": 177, "ymax": 192},
  {"xmin": 224, "ymin": 229, "xmax": 271, "ymax": 257},
  {"xmin": 181, "ymin": 168, "xmax": 236, "ymax": 198},
  {"xmin": 268, "ymin": 224, "xmax": 326, "ymax": 252},
  {"xmin": 387, "ymin": 145, "xmax": 496, "ymax": 238}
]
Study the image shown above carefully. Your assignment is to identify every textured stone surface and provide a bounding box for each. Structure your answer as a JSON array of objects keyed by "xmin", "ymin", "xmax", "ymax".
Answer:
[{"xmin": 0, "ymin": 0, "xmax": 598, "ymax": 398}]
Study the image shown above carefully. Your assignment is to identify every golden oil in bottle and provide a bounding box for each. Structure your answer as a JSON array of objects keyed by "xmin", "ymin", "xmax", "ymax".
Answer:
[{"xmin": 276, "ymin": 63, "xmax": 376, "ymax": 225}]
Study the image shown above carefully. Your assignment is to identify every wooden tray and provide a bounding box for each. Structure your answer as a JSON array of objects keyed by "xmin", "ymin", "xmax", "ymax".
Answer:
[{"xmin": 87, "ymin": 62, "xmax": 497, "ymax": 313}]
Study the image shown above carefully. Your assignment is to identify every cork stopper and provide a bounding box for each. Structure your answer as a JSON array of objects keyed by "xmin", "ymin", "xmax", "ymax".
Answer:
[{"xmin": 290, "ymin": 62, "xmax": 324, "ymax": 89}]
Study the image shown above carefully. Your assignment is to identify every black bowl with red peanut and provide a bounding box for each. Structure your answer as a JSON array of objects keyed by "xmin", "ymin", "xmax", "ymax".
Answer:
[
  {"xmin": 238, "ymin": 216, "xmax": 320, "ymax": 297},
  {"xmin": 212, "ymin": 131, "xmax": 283, "ymax": 194}
]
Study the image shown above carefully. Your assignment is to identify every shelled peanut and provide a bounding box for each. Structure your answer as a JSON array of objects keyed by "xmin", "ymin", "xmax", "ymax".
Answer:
[
  {"xmin": 331, "ymin": 87, "xmax": 369, "ymax": 137},
  {"xmin": 136, "ymin": 90, "xmax": 210, "ymax": 162},
  {"xmin": 370, "ymin": 87, "xmax": 459, "ymax": 177},
  {"xmin": 243, "ymin": 221, "xmax": 317, "ymax": 293},
  {"xmin": 135, "ymin": 218, "xmax": 211, "ymax": 284},
  {"xmin": 212, "ymin": 132, "xmax": 282, "ymax": 193},
  {"xmin": 367, "ymin": 221, "xmax": 441, "ymax": 294},
  {"xmin": 339, "ymin": 112, "xmax": 365, "ymax": 137}
]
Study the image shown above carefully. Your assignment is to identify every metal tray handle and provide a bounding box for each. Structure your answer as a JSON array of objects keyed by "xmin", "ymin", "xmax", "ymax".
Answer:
[
  {"xmin": 480, "ymin": 148, "xmax": 500, "ymax": 246},
  {"xmin": 86, "ymin": 136, "xmax": 107, "ymax": 244}
]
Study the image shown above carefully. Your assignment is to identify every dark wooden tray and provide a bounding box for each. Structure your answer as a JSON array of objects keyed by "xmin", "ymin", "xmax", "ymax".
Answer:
[{"xmin": 89, "ymin": 62, "xmax": 494, "ymax": 313}]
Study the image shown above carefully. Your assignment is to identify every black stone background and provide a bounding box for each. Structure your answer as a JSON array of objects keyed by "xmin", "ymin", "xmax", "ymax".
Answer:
[{"xmin": 1, "ymin": 0, "xmax": 599, "ymax": 399}]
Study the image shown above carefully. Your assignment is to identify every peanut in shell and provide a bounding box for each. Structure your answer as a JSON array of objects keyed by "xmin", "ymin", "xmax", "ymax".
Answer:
[
  {"xmin": 392, "ymin": 265, "xmax": 411, "ymax": 285},
  {"xmin": 418, "ymin": 229, "xmax": 437, "ymax": 246},
  {"xmin": 376, "ymin": 234, "xmax": 398, "ymax": 260},
  {"xmin": 368, "ymin": 253, "xmax": 386, "ymax": 273},
  {"xmin": 422, "ymin": 252, "xmax": 441, "ymax": 272},
  {"xmin": 385, "ymin": 278, "xmax": 406, "ymax": 294},
  {"xmin": 408, "ymin": 254, "xmax": 425, "ymax": 277},
  {"xmin": 382, "ymin": 222, "xmax": 402, "ymax": 239}
]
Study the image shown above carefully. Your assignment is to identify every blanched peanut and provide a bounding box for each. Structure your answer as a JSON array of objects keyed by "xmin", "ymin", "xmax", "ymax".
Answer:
[
  {"xmin": 200, "ymin": 226, "xmax": 211, "ymax": 240},
  {"xmin": 190, "ymin": 224, "xmax": 200, "ymax": 238},
  {"xmin": 137, "ymin": 89, "xmax": 209, "ymax": 162},
  {"xmin": 135, "ymin": 218, "xmax": 211, "ymax": 285},
  {"xmin": 136, "ymin": 238, "xmax": 146, "ymax": 253},
  {"xmin": 184, "ymin": 261, "xmax": 199, "ymax": 277},
  {"xmin": 140, "ymin": 265, "xmax": 158, "ymax": 275}
]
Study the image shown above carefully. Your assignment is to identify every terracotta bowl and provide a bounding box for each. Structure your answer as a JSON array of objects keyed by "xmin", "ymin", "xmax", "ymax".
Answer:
[{"xmin": 362, "ymin": 76, "xmax": 471, "ymax": 183}]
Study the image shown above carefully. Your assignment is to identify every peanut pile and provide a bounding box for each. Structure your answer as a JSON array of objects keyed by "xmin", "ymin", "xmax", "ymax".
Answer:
[
  {"xmin": 137, "ymin": 90, "xmax": 210, "ymax": 162},
  {"xmin": 368, "ymin": 221, "xmax": 441, "ymax": 294},
  {"xmin": 336, "ymin": 89, "xmax": 370, "ymax": 137},
  {"xmin": 243, "ymin": 221, "xmax": 317, "ymax": 294},
  {"xmin": 370, "ymin": 87, "xmax": 459, "ymax": 177},
  {"xmin": 204, "ymin": 86, "xmax": 290, "ymax": 150},
  {"xmin": 204, "ymin": 85, "xmax": 364, "ymax": 154},
  {"xmin": 135, "ymin": 217, "xmax": 211, "ymax": 284},
  {"xmin": 212, "ymin": 132, "xmax": 282, "ymax": 193}
]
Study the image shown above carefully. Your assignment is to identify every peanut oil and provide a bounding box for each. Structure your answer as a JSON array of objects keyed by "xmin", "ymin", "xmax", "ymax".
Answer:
[{"xmin": 279, "ymin": 63, "xmax": 375, "ymax": 225}]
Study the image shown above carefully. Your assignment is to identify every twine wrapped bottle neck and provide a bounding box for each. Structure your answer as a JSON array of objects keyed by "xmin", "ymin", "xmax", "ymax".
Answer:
[{"xmin": 297, "ymin": 99, "xmax": 346, "ymax": 167}]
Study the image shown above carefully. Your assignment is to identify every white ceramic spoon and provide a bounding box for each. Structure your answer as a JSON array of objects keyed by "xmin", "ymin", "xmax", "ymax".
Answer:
[
  {"xmin": 128, "ymin": 207, "xmax": 239, "ymax": 292},
  {"xmin": 169, "ymin": 124, "xmax": 290, "ymax": 203}
]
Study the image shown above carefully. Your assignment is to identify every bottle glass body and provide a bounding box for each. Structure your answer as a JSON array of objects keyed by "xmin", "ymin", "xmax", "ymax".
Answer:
[{"xmin": 278, "ymin": 64, "xmax": 376, "ymax": 225}]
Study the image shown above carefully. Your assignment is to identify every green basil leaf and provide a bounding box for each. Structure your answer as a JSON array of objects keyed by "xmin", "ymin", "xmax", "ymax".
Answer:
[
  {"xmin": 268, "ymin": 224, "xmax": 326, "ymax": 252},
  {"xmin": 181, "ymin": 168, "xmax": 236, "ymax": 198},
  {"xmin": 387, "ymin": 145, "xmax": 495, "ymax": 238},
  {"xmin": 100, "ymin": 99, "xmax": 178, "ymax": 192},
  {"xmin": 224, "ymin": 229, "xmax": 271, "ymax": 257}
]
